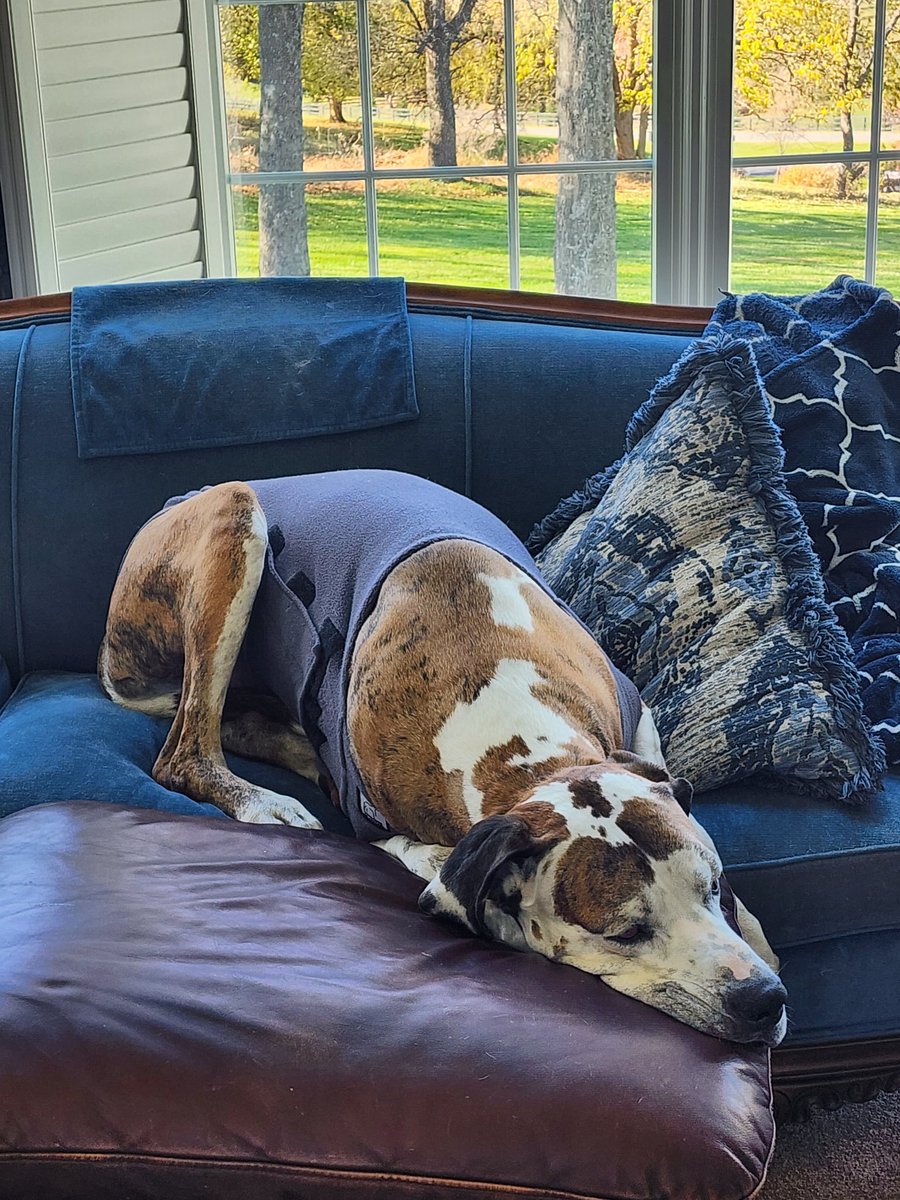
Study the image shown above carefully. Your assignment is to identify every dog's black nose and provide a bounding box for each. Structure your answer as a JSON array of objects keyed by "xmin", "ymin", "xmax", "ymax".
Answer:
[{"xmin": 726, "ymin": 977, "xmax": 787, "ymax": 1027}]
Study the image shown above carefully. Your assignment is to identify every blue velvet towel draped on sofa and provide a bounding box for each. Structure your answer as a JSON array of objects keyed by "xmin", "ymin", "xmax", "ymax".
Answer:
[{"xmin": 70, "ymin": 277, "xmax": 419, "ymax": 459}]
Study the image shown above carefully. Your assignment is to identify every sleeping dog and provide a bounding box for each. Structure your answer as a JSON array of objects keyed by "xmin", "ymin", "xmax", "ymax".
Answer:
[{"xmin": 100, "ymin": 470, "xmax": 787, "ymax": 1047}]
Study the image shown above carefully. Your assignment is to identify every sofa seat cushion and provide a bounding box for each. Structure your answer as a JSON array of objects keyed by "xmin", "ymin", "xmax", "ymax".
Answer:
[
  {"xmin": 0, "ymin": 672, "xmax": 351, "ymax": 833},
  {"xmin": 0, "ymin": 802, "xmax": 774, "ymax": 1200},
  {"xmin": 694, "ymin": 776, "xmax": 900, "ymax": 950}
]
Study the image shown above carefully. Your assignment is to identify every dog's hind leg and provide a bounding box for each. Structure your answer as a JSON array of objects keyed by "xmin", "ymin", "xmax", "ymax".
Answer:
[
  {"xmin": 220, "ymin": 691, "xmax": 319, "ymax": 782},
  {"xmin": 105, "ymin": 483, "xmax": 321, "ymax": 828},
  {"xmin": 155, "ymin": 486, "xmax": 322, "ymax": 828}
]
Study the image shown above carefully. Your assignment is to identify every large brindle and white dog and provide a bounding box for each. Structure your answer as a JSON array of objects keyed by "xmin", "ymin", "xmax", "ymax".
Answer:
[{"xmin": 100, "ymin": 470, "xmax": 787, "ymax": 1047}]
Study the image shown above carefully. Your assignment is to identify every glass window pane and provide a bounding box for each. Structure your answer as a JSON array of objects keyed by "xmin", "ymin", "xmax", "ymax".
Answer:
[
  {"xmin": 882, "ymin": 4, "xmax": 900, "ymax": 148},
  {"xmin": 516, "ymin": 0, "xmax": 651, "ymax": 167},
  {"xmin": 368, "ymin": 1, "xmax": 506, "ymax": 169},
  {"xmin": 376, "ymin": 177, "xmax": 509, "ymax": 286},
  {"xmin": 232, "ymin": 181, "xmax": 369, "ymax": 276},
  {"xmin": 220, "ymin": 2, "xmax": 363, "ymax": 174},
  {"xmin": 734, "ymin": 0, "xmax": 874, "ymax": 159},
  {"xmin": 518, "ymin": 170, "xmax": 651, "ymax": 301},
  {"xmin": 876, "ymin": 161, "xmax": 900, "ymax": 289},
  {"xmin": 731, "ymin": 165, "xmax": 868, "ymax": 293}
]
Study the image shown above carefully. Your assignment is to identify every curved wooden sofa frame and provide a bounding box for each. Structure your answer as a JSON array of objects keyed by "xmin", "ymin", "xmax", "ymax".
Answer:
[{"xmin": 2, "ymin": 282, "xmax": 897, "ymax": 1123}]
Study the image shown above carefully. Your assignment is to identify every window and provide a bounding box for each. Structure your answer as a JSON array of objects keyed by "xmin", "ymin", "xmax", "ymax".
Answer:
[
  {"xmin": 5, "ymin": 0, "xmax": 900, "ymax": 301},
  {"xmin": 206, "ymin": 0, "xmax": 900, "ymax": 302},
  {"xmin": 214, "ymin": 0, "xmax": 654, "ymax": 300},
  {"xmin": 731, "ymin": 0, "xmax": 900, "ymax": 295}
]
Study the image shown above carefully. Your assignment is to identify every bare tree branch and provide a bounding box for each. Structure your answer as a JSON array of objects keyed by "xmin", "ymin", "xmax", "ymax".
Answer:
[
  {"xmin": 858, "ymin": 8, "xmax": 900, "ymax": 88},
  {"xmin": 397, "ymin": 0, "xmax": 425, "ymax": 37},
  {"xmin": 447, "ymin": 0, "xmax": 479, "ymax": 43},
  {"xmin": 841, "ymin": 0, "xmax": 861, "ymax": 95}
]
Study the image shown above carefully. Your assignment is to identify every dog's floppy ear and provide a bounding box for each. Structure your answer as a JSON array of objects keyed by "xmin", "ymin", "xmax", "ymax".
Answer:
[
  {"xmin": 669, "ymin": 776, "xmax": 694, "ymax": 815},
  {"xmin": 607, "ymin": 750, "xmax": 693, "ymax": 815},
  {"xmin": 419, "ymin": 806, "xmax": 565, "ymax": 937}
]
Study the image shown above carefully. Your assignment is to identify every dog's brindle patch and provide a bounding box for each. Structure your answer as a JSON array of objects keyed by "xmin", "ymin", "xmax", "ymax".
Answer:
[
  {"xmin": 471, "ymin": 737, "xmax": 578, "ymax": 820},
  {"xmin": 617, "ymin": 794, "xmax": 713, "ymax": 865},
  {"xmin": 552, "ymin": 934, "xmax": 569, "ymax": 961},
  {"xmin": 564, "ymin": 774, "xmax": 613, "ymax": 820},
  {"xmin": 617, "ymin": 797, "xmax": 689, "ymax": 861},
  {"xmin": 515, "ymin": 798, "xmax": 570, "ymax": 843},
  {"xmin": 553, "ymin": 838, "xmax": 654, "ymax": 934},
  {"xmin": 348, "ymin": 540, "xmax": 624, "ymax": 846},
  {"xmin": 102, "ymin": 486, "xmax": 258, "ymax": 700}
]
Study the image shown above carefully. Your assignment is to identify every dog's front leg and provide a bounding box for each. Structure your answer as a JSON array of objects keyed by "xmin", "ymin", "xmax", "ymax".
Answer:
[
  {"xmin": 689, "ymin": 815, "xmax": 780, "ymax": 973},
  {"xmin": 374, "ymin": 836, "xmax": 453, "ymax": 882},
  {"xmin": 732, "ymin": 896, "xmax": 780, "ymax": 973}
]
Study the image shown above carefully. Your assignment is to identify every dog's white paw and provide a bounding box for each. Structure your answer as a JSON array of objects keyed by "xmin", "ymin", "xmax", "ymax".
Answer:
[
  {"xmin": 374, "ymin": 836, "xmax": 453, "ymax": 881},
  {"xmin": 237, "ymin": 791, "xmax": 323, "ymax": 830}
]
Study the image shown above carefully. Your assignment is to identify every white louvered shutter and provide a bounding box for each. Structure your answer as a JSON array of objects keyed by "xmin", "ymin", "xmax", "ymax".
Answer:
[{"xmin": 4, "ymin": 0, "xmax": 230, "ymax": 291}]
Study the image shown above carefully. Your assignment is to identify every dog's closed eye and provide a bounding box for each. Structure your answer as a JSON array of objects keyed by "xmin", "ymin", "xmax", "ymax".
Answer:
[{"xmin": 606, "ymin": 922, "xmax": 653, "ymax": 946}]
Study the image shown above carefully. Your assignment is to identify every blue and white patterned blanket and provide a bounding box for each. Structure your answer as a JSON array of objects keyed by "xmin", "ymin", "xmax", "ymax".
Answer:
[{"xmin": 708, "ymin": 277, "xmax": 900, "ymax": 766}]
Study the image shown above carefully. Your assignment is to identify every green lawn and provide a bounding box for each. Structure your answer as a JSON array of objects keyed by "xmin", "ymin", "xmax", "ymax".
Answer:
[
  {"xmin": 234, "ymin": 180, "xmax": 653, "ymax": 298},
  {"xmin": 233, "ymin": 179, "xmax": 900, "ymax": 299},
  {"xmin": 733, "ymin": 138, "xmax": 882, "ymax": 157}
]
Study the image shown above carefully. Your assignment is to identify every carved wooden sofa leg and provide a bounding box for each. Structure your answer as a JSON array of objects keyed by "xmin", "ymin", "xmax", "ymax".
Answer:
[{"xmin": 773, "ymin": 1037, "xmax": 900, "ymax": 1123}]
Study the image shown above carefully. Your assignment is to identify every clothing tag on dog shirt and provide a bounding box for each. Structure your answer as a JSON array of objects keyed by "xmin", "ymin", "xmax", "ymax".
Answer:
[{"xmin": 359, "ymin": 793, "xmax": 391, "ymax": 832}]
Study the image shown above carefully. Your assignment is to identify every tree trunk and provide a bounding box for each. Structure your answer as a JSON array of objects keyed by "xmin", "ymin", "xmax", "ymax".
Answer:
[
  {"xmin": 425, "ymin": 21, "xmax": 457, "ymax": 166},
  {"xmin": 615, "ymin": 110, "xmax": 637, "ymax": 159},
  {"xmin": 258, "ymin": 4, "xmax": 310, "ymax": 276},
  {"xmin": 555, "ymin": 0, "xmax": 617, "ymax": 297},
  {"xmin": 329, "ymin": 96, "xmax": 346, "ymax": 123},
  {"xmin": 613, "ymin": 65, "xmax": 636, "ymax": 159},
  {"xmin": 836, "ymin": 3, "xmax": 861, "ymax": 201},
  {"xmin": 637, "ymin": 106, "xmax": 649, "ymax": 159},
  {"xmin": 835, "ymin": 109, "xmax": 862, "ymax": 199}
]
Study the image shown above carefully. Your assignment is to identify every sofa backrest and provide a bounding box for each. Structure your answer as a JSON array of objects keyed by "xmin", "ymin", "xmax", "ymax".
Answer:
[{"xmin": 0, "ymin": 299, "xmax": 692, "ymax": 679}]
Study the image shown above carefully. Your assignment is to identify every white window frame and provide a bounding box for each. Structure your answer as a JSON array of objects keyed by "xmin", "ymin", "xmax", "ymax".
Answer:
[
  {"xmin": 185, "ymin": 0, "xmax": 238, "ymax": 276},
  {"xmin": 656, "ymin": 0, "xmax": 896, "ymax": 301},
  {"xmin": 653, "ymin": 0, "xmax": 734, "ymax": 305}
]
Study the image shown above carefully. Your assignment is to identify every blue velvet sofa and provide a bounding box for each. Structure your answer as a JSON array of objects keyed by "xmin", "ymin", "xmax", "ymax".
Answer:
[{"xmin": 0, "ymin": 282, "xmax": 898, "ymax": 1125}]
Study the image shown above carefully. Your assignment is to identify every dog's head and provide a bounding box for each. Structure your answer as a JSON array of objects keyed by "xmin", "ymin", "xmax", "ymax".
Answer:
[{"xmin": 419, "ymin": 755, "xmax": 787, "ymax": 1046}]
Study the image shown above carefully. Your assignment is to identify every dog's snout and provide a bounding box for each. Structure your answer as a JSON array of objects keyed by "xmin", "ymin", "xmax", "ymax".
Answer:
[{"xmin": 726, "ymin": 976, "xmax": 787, "ymax": 1027}]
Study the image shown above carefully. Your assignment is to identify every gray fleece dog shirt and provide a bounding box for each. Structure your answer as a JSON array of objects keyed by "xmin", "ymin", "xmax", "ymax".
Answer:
[{"xmin": 165, "ymin": 470, "xmax": 642, "ymax": 840}]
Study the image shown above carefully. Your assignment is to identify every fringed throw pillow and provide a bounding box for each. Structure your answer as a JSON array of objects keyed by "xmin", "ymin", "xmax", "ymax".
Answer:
[{"xmin": 529, "ymin": 335, "xmax": 884, "ymax": 803}]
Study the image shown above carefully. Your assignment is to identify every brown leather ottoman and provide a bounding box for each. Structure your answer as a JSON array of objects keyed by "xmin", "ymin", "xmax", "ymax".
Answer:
[{"xmin": 0, "ymin": 803, "xmax": 774, "ymax": 1200}]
